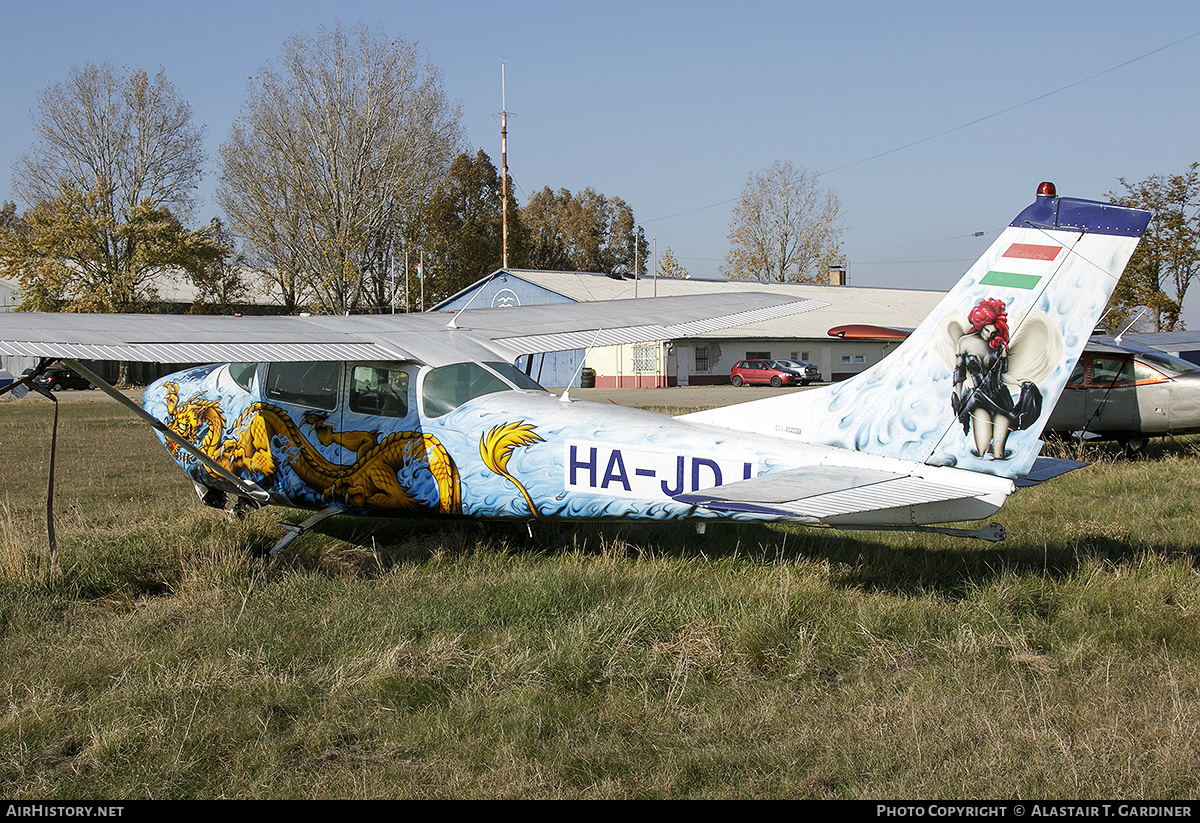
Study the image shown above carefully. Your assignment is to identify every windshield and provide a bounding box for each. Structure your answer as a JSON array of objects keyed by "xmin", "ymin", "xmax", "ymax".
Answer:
[
  {"xmin": 421, "ymin": 361, "xmax": 548, "ymax": 418},
  {"xmin": 1139, "ymin": 351, "xmax": 1199, "ymax": 374},
  {"xmin": 484, "ymin": 361, "xmax": 549, "ymax": 392}
]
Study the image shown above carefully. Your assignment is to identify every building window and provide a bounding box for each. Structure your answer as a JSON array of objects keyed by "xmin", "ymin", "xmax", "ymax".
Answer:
[
  {"xmin": 855, "ymin": 355, "xmax": 866, "ymax": 365},
  {"xmin": 633, "ymin": 343, "xmax": 658, "ymax": 373},
  {"xmin": 694, "ymin": 345, "xmax": 711, "ymax": 373},
  {"xmin": 841, "ymin": 355, "xmax": 851, "ymax": 365},
  {"xmin": 746, "ymin": 351, "xmax": 771, "ymax": 360}
]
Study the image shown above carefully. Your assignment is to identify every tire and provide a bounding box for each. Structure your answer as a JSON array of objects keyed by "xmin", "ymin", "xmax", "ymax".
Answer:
[
  {"xmin": 52, "ymin": 382, "xmax": 62, "ymax": 391},
  {"xmin": 770, "ymin": 376, "xmax": 782, "ymax": 387},
  {"xmin": 731, "ymin": 376, "xmax": 744, "ymax": 387}
]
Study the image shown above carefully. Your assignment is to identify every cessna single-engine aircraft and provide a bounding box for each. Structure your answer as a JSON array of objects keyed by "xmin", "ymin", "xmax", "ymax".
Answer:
[
  {"xmin": 1044, "ymin": 335, "xmax": 1200, "ymax": 453},
  {"xmin": 0, "ymin": 183, "xmax": 1149, "ymax": 554}
]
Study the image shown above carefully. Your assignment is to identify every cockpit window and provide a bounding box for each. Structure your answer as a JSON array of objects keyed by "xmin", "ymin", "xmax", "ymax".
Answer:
[
  {"xmin": 1067, "ymin": 359, "xmax": 1086, "ymax": 386},
  {"xmin": 350, "ymin": 365, "xmax": 409, "ymax": 417},
  {"xmin": 420, "ymin": 362, "xmax": 548, "ymax": 418},
  {"xmin": 1140, "ymin": 351, "xmax": 1198, "ymax": 374},
  {"xmin": 1090, "ymin": 357, "xmax": 1136, "ymax": 386},
  {"xmin": 228, "ymin": 362, "xmax": 256, "ymax": 392},
  {"xmin": 264, "ymin": 361, "xmax": 339, "ymax": 410}
]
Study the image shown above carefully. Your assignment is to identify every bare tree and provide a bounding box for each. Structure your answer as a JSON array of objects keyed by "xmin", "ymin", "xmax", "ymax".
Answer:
[
  {"xmin": 218, "ymin": 22, "xmax": 464, "ymax": 314},
  {"xmin": 13, "ymin": 62, "xmax": 205, "ymax": 225},
  {"xmin": 2, "ymin": 61, "xmax": 218, "ymax": 386},
  {"xmin": 723, "ymin": 160, "xmax": 844, "ymax": 283}
]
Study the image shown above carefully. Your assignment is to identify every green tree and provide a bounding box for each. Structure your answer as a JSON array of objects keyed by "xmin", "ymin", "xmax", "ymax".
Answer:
[
  {"xmin": 188, "ymin": 219, "xmax": 250, "ymax": 314},
  {"xmin": 7, "ymin": 61, "xmax": 208, "ymax": 321},
  {"xmin": 0, "ymin": 185, "xmax": 228, "ymax": 314},
  {"xmin": 419, "ymin": 150, "xmax": 525, "ymax": 307},
  {"xmin": 723, "ymin": 160, "xmax": 844, "ymax": 283},
  {"xmin": 1107, "ymin": 164, "xmax": 1200, "ymax": 332},
  {"xmin": 656, "ymin": 246, "xmax": 689, "ymax": 278},
  {"xmin": 521, "ymin": 186, "xmax": 648, "ymax": 275},
  {"xmin": 218, "ymin": 22, "xmax": 464, "ymax": 314}
]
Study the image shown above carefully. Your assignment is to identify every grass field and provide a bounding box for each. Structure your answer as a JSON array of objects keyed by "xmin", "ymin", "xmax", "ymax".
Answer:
[{"xmin": 1, "ymin": 392, "xmax": 1198, "ymax": 799}]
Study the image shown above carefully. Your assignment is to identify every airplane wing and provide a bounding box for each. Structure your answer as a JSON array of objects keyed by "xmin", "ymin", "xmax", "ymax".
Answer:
[
  {"xmin": 451, "ymin": 293, "xmax": 828, "ymax": 359},
  {"xmin": 1092, "ymin": 331, "xmax": 1200, "ymax": 355},
  {"xmin": 0, "ymin": 293, "xmax": 825, "ymax": 367}
]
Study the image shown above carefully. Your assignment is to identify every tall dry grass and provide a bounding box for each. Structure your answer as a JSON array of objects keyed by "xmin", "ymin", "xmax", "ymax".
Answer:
[{"xmin": 1, "ymin": 395, "xmax": 1198, "ymax": 798}]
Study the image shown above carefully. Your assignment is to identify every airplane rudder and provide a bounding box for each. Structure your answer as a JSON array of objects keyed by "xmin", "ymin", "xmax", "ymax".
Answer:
[
  {"xmin": 922, "ymin": 185, "xmax": 1150, "ymax": 474},
  {"xmin": 803, "ymin": 184, "xmax": 1149, "ymax": 474}
]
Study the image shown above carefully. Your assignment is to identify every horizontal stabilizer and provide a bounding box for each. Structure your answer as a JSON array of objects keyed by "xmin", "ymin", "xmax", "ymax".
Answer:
[
  {"xmin": 1013, "ymin": 457, "xmax": 1089, "ymax": 487},
  {"xmin": 674, "ymin": 463, "xmax": 1012, "ymax": 522}
]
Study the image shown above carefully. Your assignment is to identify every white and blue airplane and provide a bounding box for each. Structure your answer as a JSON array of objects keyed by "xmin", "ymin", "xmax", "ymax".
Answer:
[{"xmin": 0, "ymin": 183, "xmax": 1150, "ymax": 555}]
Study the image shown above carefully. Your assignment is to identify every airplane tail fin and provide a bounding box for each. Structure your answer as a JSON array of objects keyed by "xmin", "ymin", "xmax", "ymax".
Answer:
[{"xmin": 685, "ymin": 183, "xmax": 1151, "ymax": 481}]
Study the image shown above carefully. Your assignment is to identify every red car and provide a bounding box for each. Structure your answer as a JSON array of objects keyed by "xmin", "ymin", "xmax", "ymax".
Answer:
[{"xmin": 730, "ymin": 359, "xmax": 798, "ymax": 387}]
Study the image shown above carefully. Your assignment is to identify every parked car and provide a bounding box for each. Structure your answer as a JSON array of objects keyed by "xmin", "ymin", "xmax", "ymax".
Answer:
[
  {"xmin": 774, "ymin": 359, "xmax": 820, "ymax": 386},
  {"xmin": 730, "ymin": 359, "xmax": 798, "ymax": 388},
  {"xmin": 34, "ymin": 366, "xmax": 94, "ymax": 391}
]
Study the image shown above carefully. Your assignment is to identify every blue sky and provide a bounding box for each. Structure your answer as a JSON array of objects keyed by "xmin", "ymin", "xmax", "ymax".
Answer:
[{"xmin": 3, "ymin": 1, "xmax": 1198, "ymax": 321}]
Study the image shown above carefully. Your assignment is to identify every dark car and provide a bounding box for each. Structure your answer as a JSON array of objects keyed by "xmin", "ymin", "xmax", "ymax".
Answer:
[
  {"xmin": 774, "ymin": 359, "xmax": 820, "ymax": 386},
  {"xmin": 34, "ymin": 366, "xmax": 94, "ymax": 391},
  {"xmin": 730, "ymin": 359, "xmax": 797, "ymax": 388}
]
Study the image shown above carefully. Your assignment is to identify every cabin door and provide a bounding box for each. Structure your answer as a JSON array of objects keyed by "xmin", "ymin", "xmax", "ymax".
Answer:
[
  {"xmin": 260, "ymin": 360, "xmax": 350, "ymax": 508},
  {"xmin": 340, "ymin": 363, "xmax": 433, "ymax": 513}
]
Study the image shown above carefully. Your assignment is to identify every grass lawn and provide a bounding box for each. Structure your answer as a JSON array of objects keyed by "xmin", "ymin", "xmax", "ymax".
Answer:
[{"xmin": 1, "ymin": 393, "xmax": 1198, "ymax": 799}]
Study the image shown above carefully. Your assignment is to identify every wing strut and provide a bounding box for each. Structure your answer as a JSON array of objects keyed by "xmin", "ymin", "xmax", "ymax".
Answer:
[
  {"xmin": 0, "ymin": 359, "xmax": 65, "ymax": 578},
  {"xmin": 62, "ymin": 360, "xmax": 271, "ymax": 505},
  {"xmin": 269, "ymin": 506, "xmax": 342, "ymax": 558}
]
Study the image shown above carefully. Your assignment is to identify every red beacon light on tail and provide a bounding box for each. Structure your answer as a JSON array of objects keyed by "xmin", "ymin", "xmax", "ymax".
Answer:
[{"xmin": 1037, "ymin": 181, "xmax": 1057, "ymax": 197}]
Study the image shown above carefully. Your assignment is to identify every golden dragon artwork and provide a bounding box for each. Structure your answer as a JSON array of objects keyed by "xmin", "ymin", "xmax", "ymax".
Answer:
[
  {"xmin": 162, "ymin": 383, "xmax": 461, "ymax": 514},
  {"xmin": 479, "ymin": 421, "xmax": 544, "ymax": 517}
]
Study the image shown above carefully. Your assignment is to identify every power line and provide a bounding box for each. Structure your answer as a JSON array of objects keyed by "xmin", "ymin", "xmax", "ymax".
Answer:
[
  {"xmin": 818, "ymin": 29, "xmax": 1200, "ymax": 177},
  {"xmin": 641, "ymin": 31, "xmax": 1200, "ymax": 225}
]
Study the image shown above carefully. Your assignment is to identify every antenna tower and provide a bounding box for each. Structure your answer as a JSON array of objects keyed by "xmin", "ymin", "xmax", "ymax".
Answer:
[{"xmin": 500, "ymin": 61, "xmax": 509, "ymax": 269}]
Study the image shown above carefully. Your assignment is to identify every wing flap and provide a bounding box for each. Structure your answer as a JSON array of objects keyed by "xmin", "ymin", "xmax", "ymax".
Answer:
[{"xmin": 1014, "ymin": 457, "xmax": 1089, "ymax": 487}]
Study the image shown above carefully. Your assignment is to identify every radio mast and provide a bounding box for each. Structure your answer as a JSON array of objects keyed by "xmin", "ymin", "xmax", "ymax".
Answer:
[{"xmin": 500, "ymin": 61, "xmax": 509, "ymax": 270}]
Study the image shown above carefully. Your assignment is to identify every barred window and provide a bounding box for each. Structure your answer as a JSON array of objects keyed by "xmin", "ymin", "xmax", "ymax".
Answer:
[
  {"xmin": 693, "ymin": 345, "xmax": 711, "ymax": 373},
  {"xmin": 633, "ymin": 343, "xmax": 658, "ymax": 373}
]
